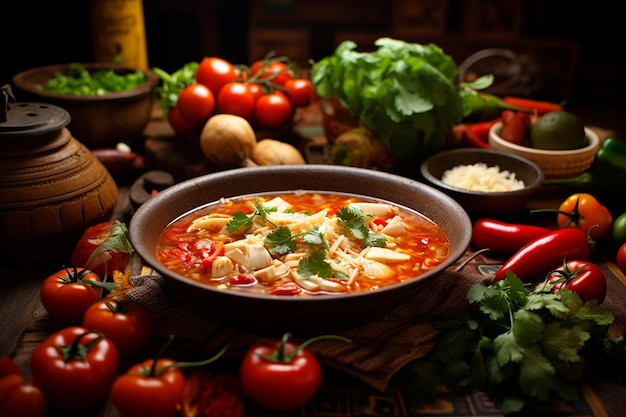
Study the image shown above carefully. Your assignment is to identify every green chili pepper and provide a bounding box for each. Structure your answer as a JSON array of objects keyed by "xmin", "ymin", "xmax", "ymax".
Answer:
[
  {"xmin": 460, "ymin": 91, "xmax": 531, "ymax": 123},
  {"xmin": 543, "ymin": 137, "xmax": 626, "ymax": 194}
]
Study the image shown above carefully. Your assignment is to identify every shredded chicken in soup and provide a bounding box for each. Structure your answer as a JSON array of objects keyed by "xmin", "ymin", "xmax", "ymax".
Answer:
[{"xmin": 155, "ymin": 191, "xmax": 450, "ymax": 296}]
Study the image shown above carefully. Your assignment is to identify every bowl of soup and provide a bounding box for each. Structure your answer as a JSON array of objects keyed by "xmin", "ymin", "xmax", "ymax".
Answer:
[{"xmin": 129, "ymin": 165, "xmax": 472, "ymax": 333}]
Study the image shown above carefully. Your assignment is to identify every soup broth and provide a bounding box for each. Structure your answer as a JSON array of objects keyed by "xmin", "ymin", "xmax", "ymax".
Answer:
[{"xmin": 155, "ymin": 191, "xmax": 450, "ymax": 297}]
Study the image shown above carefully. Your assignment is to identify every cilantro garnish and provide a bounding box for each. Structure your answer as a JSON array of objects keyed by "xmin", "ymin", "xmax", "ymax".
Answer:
[
  {"xmin": 407, "ymin": 271, "xmax": 626, "ymax": 415},
  {"xmin": 301, "ymin": 228, "xmax": 328, "ymax": 248},
  {"xmin": 298, "ymin": 249, "xmax": 333, "ymax": 278},
  {"xmin": 336, "ymin": 206, "xmax": 386, "ymax": 247},
  {"xmin": 264, "ymin": 226, "xmax": 296, "ymax": 255},
  {"xmin": 265, "ymin": 227, "xmax": 328, "ymax": 256},
  {"xmin": 226, "ymin": 201, "xmax": 278, "ymax": 233}
]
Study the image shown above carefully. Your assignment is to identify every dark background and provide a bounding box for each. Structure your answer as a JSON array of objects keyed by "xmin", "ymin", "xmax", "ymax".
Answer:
[{"xmin": 3, "ymin": 1, "xmax": 624, "ymax": 133}]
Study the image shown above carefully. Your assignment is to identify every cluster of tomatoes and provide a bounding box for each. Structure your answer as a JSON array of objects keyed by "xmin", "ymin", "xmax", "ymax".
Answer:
[
  {"xmin": 0, "ymin": 220, "xmax": 332, "ymax": 417},
  {"xmin": 166, "ymin": 56, "xmax": 315, "ymax": 137}
]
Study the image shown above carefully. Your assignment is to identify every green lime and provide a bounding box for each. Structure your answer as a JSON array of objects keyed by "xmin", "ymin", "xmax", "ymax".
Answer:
[{"xmin": 530, "ymin": 111, "xmax": 586, "ymax": 150}]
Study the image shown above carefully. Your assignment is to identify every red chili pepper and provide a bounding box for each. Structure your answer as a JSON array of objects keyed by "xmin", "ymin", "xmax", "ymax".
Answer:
[
  {"xmin": 466, "ymin": 119, "xmax": 500, "ymax": 142},
  {"xmin": 472, "ymin": 218, "xmax": 552, "ymax": 254},
  {"xmin": 499, "ymin": 111, "xmax": 530, "ymax": 146},
  {"xmin": 451, "ymin": 124, "xmax": 490, "ymax": 148},
  {"xmin": 372, "ymin": 218, "xmax": 388, "ymax": 227},
  {"xmin": 494, "ymin": 228, "xmax": 593, "ymax": 282},
  {"xmin": 501, "ymin": 96, "xmax": 564, "ymax": 116}
]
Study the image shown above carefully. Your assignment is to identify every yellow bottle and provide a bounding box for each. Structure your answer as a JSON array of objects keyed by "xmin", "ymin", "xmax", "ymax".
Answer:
[{"xmin": 89, "ymin": 0, "xmax": 149, "ymax": 69}]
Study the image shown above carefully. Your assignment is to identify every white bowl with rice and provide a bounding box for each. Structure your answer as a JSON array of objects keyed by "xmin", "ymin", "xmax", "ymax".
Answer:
[{"xmin": 419, "ymin": 148, "xmax": 544, "ymax": 219}]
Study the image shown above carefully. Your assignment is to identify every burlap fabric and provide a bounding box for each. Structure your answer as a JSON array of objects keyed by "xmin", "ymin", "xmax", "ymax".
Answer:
[{"xmin": 125, "ymin": 254, "xmax": 494, "ymax": 392}]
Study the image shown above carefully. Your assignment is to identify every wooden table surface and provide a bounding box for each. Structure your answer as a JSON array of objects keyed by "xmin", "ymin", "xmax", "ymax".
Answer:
[{"xmin": 3, "ymin": 109, "xmax": 626, "ymax": 417}]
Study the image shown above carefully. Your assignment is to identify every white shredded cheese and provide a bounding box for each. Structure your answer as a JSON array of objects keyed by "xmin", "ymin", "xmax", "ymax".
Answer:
[{"xmin": 441, "ymin": 163, "xmax": 525, "ymax": 192}]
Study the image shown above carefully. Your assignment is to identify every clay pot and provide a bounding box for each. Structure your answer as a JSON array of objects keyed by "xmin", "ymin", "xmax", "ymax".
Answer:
[{"xmin": 0, "ymin": 102, "xmax": 119, "ymax": 263}]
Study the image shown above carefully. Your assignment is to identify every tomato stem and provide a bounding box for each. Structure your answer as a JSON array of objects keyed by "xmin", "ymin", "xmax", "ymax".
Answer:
[
  {"xmin": 59, "ymin": 330, "xmax": 106, "ymax": 362},
  {"xmin": 175, "ymin": 344, "xmax": 229, "ymax": 369},
  {"xmin": 262, "ymin": 332, "xmax": 351, "ymax": 364},
  {"xmin": 531, "ymin": 197, "xmax": 584, "ymax": 228}
]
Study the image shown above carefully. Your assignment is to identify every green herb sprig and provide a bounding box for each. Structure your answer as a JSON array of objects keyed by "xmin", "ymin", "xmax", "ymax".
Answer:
[
  {"xmin": 225, "ymin": 202, "xmax": 278, "ymax": 233},
  {"xmin": 264, "ymin": 226, "xmax": 327, "ymax": 256},
  {"xmin": 336, "ymin": 207, "xmax": 386, "ymax": 247},
  {"xmin": 407, "ymin": 271, "xmax": 626, "ymax": 415}
]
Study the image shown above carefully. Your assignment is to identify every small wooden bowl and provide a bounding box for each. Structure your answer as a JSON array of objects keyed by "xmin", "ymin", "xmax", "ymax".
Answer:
[
  {"xmin": 420, "ymin": 148, "xmax": 544, "ymax": 219},
  {"xmin": 12, "ymin": 63, "xmax": 159, "ymax": 149}
]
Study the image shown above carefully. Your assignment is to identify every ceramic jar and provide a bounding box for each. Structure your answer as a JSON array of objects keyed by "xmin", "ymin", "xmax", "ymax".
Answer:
[{"xmin": 0, "ymin": 102, "xmax": 119, "ymax": 263}]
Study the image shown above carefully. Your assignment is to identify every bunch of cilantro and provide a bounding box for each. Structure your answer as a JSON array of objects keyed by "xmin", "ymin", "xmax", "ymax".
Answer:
[
  {"xmin": 407, "ymin": 272, "xmax": 626, "ymax": 415},
  {"xmin": 311, "ymin": 38, "xmax": 465, "ymax": 163}
]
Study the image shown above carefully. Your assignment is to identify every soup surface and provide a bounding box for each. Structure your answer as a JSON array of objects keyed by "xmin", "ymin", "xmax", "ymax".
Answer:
[{"xmin": 155, "ymin": 191, "xmax": 450, "ymax": 297}]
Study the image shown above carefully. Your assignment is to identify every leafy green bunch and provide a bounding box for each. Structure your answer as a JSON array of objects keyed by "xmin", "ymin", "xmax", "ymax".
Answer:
[
  {"xmin": 38, "ymin": 63, "xmax": 147, "ymax": 96},
  {"xmin": 311, "ymin": 38, "xmax": 464, "ymax": 162},
  {"xmin": 408, "ymin": 272, "xmax": 626, "ymax": 415}
]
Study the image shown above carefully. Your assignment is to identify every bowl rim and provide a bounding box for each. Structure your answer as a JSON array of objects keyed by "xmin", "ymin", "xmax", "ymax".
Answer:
[
  {"xmin": 11, "ymin": 62, "xmax": 159, "ymax": 102},
  {"xmin": 419, "ymin": 148, "xmax": 545, "ymax": 196},
  {"xmin": 129, "ymin": 165, "xmax": 473, "ymax": 307},
  {"xmin": 489, "ymin": 121, "xmax": 600, "ymax": 156}
]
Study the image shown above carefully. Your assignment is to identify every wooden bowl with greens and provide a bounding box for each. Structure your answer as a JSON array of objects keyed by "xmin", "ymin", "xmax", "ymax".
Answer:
[{"xmin": 12, "ymin": 62, "xmax": 158, "ymax": 149}]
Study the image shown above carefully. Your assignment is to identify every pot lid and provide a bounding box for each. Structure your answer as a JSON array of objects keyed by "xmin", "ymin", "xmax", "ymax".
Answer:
[{"xmin": 1, "ymin": 85, "xmax": 71, "ymax": 139}]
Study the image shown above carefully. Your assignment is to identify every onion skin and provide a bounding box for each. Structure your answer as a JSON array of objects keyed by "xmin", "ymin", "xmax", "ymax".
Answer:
[
  {"xmin": 252, "ymin": 139, "xmax": 306, "ymax": 165},
  {"xmin": 200, "ymin": 114, "xmax": 257, "ymax": 166}
]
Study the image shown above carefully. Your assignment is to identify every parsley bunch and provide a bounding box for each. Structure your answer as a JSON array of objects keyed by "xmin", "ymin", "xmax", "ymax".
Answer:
[{"xmin": 407, "ymin": 272, "xmax": 626, "ymax": 415}]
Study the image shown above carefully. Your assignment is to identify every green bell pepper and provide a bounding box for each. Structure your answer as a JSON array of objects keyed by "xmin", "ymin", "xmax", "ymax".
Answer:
[{"xmin": 543, "ymin": 136, "xmax": 626, "ymax": 194}]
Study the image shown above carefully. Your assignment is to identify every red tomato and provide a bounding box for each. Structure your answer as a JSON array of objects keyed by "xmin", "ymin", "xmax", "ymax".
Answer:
[
  {"xmin": 40, "ymin": 267, "xmax": 104, "ymax": 322},
  {"xmin": 0, "ymin": 374, "xmax": 47, "ymax": 417},
  {"xmin": 82, "ymin": 298, "xmax": 154, "ymax": 357},
  {"xmin": 250, "ymin": 60, "xmax": 294, "ymax": 86},
  {"xmin": 196, "ymin": 57, "xmax": 238, "ymax": 97},
  {"xmin": 239, "ymin": 337, "xmax": 322, "ymax": 411},
  {"xmin": 617, "ymin": 242, "xmax": 626, "ymax": 275},
  {"xmin": 255, "ymin": 91, "xmax": 293, "ymax": 128},
  {"xmin": 71, "ymin": 220, "xmax": 133, "ymax": 279},
  {"xmin": 176, "ymin": 83, "xmax": 215, "ymax": 123},
  {"xmin": 284, "ymin": 78, "xmax": 314, "ymax": 108},
  {"xmin": 0, "ymin": 357, "xmax": 20, "ymax": 378},
  {"xmin": 30, "ymin": 326, "xmax": 119, "ymax": 411},
  {"xmin": 217, "ymin": 82, "xmax": 256, "ymax": 120},
  {"xmin": 246, "ymin": 82, "xmax": 264, "ymax": 101},
  {"xmin": 548, "ymin": 259, "xmax": 607, "ymax": 303},
  {"xmin": 111, "ymin": 358, "xmax": 186, "ymax": 417},
  {"xmin": 167, "ymin": 106, "xmax": 202, "ymax": 136}
]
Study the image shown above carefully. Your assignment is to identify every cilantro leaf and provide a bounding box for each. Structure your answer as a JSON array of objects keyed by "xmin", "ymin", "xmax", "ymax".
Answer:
[
  {"xmin": 225, "ymin": 201, "xmax": 278, "ymax": 233},
  {"xmin": 297, "ymin": 250, "xmax": 333, "ymax": 278},
  {"xmin": 337, "ymin": 206, "xmax": 368, "ymax": 240},
  {"xmin": 336, "ymin": 206, "xmax": 387, "ymax": 247},
  {"xmin": 226, "ymin": 211, "xmax": 255, "ymax": 233},
  {"xmin": 301, "ymin": 228, "xmax": 328, "ymax": 249},
  {"xmin": 264, "ymin": 226, "xmax": 296, "ymax": 255}
]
